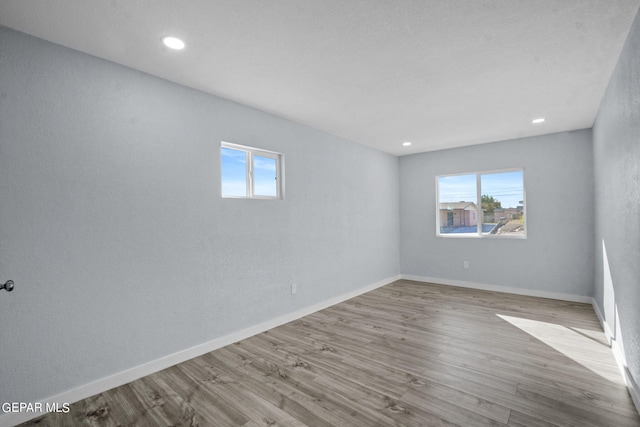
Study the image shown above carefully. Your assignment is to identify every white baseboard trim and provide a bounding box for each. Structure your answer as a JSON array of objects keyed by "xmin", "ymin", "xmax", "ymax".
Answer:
[
  {"xmin": 591, "ymin": 298, "xmax": 640, "ymax": 416},
  {"xmin": 590, "ymin": 298, "xmax": 614, "ymax": 344},
  {"xmin": 400, "ymin": 274, "xmax": 593, "ymax": 304},
  {"xmin": 612, "ymin": 336, "xmax": 640, "ymax": 415},
  {"xmin": 0, "ymin": 275, "xmax": 400, "ymax": 427},
  {"xmin": 623, "ymin": 366, "xmax": 640, "ymax": 416}
]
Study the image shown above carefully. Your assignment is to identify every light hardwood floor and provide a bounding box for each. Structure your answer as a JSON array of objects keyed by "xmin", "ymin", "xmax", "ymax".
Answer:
[{"xmin": 22, "ymin": 280, "xmax": 640, "ymax": 426}]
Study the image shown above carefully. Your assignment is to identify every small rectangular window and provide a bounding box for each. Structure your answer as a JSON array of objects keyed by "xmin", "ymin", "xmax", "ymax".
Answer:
[
  {"xmin": 437, "ymin": 169, "xmax": 525, "ymax": 238},
  {"xmin": 221, "ymin": 142, "xmax": 283, "ymax": 199}
]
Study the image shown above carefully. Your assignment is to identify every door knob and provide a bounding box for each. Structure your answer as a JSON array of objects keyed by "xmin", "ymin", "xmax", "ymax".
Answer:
[{"xmin": 1, "ymin": 280, "xmax": 14, "ymax": 292}]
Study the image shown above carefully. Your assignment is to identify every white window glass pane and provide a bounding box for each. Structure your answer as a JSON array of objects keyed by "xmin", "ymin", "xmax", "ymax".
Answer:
[
  {"xmin": 480, "ymin": 171, "xmax": 524, "ymax": 236},
  {"xmin": 253, "ymin": 155, "xmax": 277, "ymax": 197},
  {"xmin": 221, "ymin": 147, "xmax": 247, "ymax": 197},
  {"xmin": 438, "ymin": 174, "xmax": 478, "ymax": 235}
]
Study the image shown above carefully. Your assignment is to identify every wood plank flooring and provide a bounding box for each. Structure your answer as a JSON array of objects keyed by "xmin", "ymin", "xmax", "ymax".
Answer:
[{"xmin": 22, "ymin": 280, "xmax": 640, "ymax": 426}]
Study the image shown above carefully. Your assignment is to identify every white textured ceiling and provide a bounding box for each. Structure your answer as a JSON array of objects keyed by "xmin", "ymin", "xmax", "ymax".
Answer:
[{"xmin": 1, "ymin": 1, "xmax": 639, "ymax": 155}]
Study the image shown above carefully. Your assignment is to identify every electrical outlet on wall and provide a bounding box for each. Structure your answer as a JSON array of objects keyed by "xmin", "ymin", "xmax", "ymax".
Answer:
[
  {"xmin": 291, "ymin": 283, "xmax": 297, "ymax": 294},
  {"xmin": 463, "ymin": 260, "xmax": 469, "ymax": 269}
]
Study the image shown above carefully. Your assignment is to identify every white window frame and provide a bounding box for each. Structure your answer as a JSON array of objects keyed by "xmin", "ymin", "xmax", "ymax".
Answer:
[
  {"xmin": 221, "ymin": 141, "xmax": 284, "ymax": 199},
  {"xmin": 436, "ymin": 167, "xmax": 526, "ymax": 239}
]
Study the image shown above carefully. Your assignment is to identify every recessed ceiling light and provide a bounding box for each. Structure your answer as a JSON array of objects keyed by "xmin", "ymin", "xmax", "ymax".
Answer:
[
  {"xmin": 402, "ymin": 141, "xmax": 412, "ymax": 146},
  {"xmin": 531, "ymin": 118, "xmax": 546, "ymax": 124},
  {"xmin": 161, "ymin": 36, "xmax": 185, "ymax": 50}
]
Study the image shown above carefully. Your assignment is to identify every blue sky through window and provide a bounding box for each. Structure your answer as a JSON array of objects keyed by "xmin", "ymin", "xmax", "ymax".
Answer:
[
  {"xmin": 221, "ymin": 147, "xmax": 247, "ymax": 196},
  {"xmin": 221, "ymin": 146, "xmax": 279, "ymax": 198},
  {"xmin": 481, "ymin": 171, "xmax": 524, "ymax": 208},
  {"xmin": 439, "ymin": 171, "xmax": 523, "ymax": 209},
  {"xmin": 253, "ymin": 155, "xmax": 277, "ymax": 196},
  {"xmin": 438, "ymin": 174, "xmax": 477, "ymax": 204}
]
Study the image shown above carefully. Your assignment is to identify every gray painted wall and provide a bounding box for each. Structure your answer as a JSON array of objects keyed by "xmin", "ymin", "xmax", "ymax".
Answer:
[
  {"xmin": 2, "ymin": 11, "xmax": 637, "ymax": 411},
  {"xmin": 399, "ymin": 130, "xmax": 594, "ymax": 297},
  {"xmin": 0, "ymin": 26, "xmax": 400, "ymax": 404},
  {"xmin": 593, "ymin": 7, "xmax": 640, "ymax": 391}
]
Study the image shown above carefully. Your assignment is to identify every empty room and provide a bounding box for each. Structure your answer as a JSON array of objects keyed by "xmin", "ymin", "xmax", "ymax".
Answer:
[{"xmin": 1, "ymin": 1, "xmax": 639, "ymax": 426}]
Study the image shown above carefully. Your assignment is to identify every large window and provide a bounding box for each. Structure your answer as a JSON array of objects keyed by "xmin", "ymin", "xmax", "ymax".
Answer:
[
  {"xmin": 221, "ymin": 142, "xmax": 283, "ymax": 199},
  {"xmin": 437, "ymin": 169, "xmax": 525, "ymax": 238}
]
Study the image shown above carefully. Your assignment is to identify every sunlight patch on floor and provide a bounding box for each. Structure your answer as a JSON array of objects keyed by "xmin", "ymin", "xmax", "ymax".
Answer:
[{"xmin": 496, "ymin": 314, "xmax": 625, "ymax": 385}]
